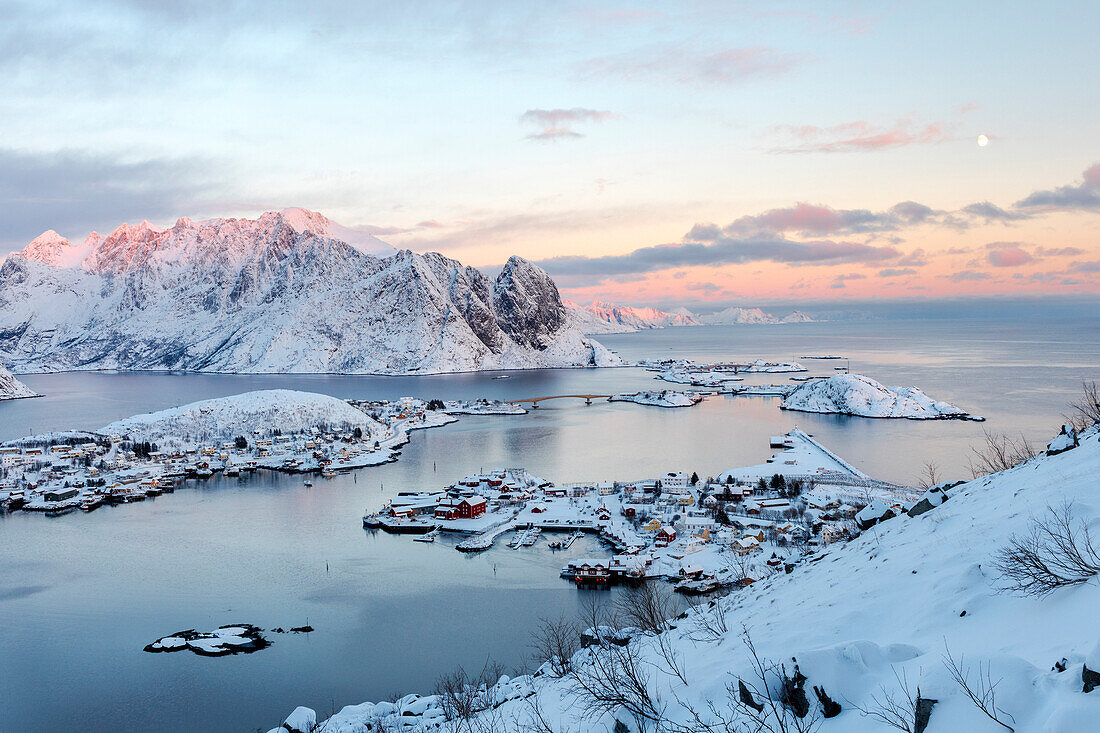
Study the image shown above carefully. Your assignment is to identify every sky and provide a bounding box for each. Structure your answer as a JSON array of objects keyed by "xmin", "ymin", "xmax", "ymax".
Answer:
[{"xmin": 1, "ymin": 0, "xmax": 1097, "ymax": 308}]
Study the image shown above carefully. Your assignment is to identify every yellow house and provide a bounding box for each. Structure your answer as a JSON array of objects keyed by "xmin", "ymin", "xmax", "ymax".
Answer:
[{"xmin": 642, "ymin": 518, "xmax": 661, "ymax": 532}]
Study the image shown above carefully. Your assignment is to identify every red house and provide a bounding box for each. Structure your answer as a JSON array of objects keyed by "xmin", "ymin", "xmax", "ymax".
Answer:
[
  {"xmin": 457, "ymin": 496, "xmax": 486, "ymax": 519},
  {"xmin": 655, "ymin": 526, "xmax": 677, "ymax": 547}
]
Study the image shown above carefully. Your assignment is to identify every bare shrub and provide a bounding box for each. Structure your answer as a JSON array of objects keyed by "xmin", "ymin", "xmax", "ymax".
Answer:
[
  {"xmin": 530, "ymin": 613, "xmax": 581, "ymax": 678},
  {"xmin": 653, "ymin": 629, "xmax": 690, "ymax": 685},
  {"xmin": 992, "ymin": 501, "xmax": 1100, "ymax": 596},
  {"xmin": 850, "ymin": 667, "xmax": 924, "ymax": 732},
  {"xmin": 942, "ymin": 646, "xmax": 1015, "ymax": 732},
  {"xmin": 566, "ymin": 633, "xmax": 666, "ymax": 731},
  {"xmin": 434, "ymin": 657, "xmax": 506, "ymax": 724},
  {"xmin": 968, "ymin": 431, "xmax": 1035, "ymax": 478},
  {"xmin": 685, "ymin": 594, "xmax": 731, "ymax": 643},
  {"xmin": 916, "ymin": 461, "xmax": 940, "ymax": 491},
  {"xmin": 728, "ymin": 629, "xmax": 821, "ymax": 733},
  {"xmin": 1065, "ymin": 380, "xmax": 1100, "ymax": 432},
  {"xmin": 613, "ymin": 581, "xmax": 681, "ymax": 634}
]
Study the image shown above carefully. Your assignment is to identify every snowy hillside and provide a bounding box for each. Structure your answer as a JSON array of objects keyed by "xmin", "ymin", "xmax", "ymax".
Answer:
[
  {"xmin": 0, "ymin": 362, "xmax": 37, "ymax": 400},
  {"xmin": 101, "ymin": 389, "xmax": 385, "ymax": 447},
  {"xmin": 566, "ymin": 300, "xmax": 699, "ymax": 333},
  {"xmin": 0, "ymin": 210, "xmax": 618, "ymax": 374},
  {"xmin": 781, "ymin": 373, "xmax": 974, "ymax": 419},
  {"xmin": 273, "ymin": 423, "xmax": 1100, "ymax": 732}
]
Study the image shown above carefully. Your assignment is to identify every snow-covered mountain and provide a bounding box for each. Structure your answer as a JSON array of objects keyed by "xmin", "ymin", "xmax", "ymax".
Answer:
[
  {"xmin": 0, "ymin": 362, "xmax": 37, "ymax": 400},
  {"xmin": 0, "ymin": 210, "xmax": 618, "ymax": 374},
  {"xmin": 697, "ymin": 306, "xmax": 816, "ymax": 325},
  {"xmin": 781, "ymin": 373, "xmax": 974, "ymax": 419},
  {"xmin": 566, "ymin": 300, "xmax": 699, "ymax": 333}
]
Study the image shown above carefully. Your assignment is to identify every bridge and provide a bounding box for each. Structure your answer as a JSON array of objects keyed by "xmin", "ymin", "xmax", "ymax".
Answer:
[{"xmin": 505, "ymin": 394, "xmax": 612, "ymax": 407}]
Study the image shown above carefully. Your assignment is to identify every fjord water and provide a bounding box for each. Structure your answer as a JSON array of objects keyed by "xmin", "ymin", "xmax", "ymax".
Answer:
[{"xmin": 1, "ymin": 318, "xmax": 1097, "ymax": 732}]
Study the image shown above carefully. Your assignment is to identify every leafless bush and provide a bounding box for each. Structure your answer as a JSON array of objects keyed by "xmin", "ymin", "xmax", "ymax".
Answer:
[
  {"xmin": 917, "ymin": 461, "xmax": 940, "ymax": 491},
  {"xmin": 1065, "ymin": 380, "xmax": 1100, "ymax": 432},
  {"xmin": 566, "ymin": 632, "xmax": 666, "ymax": 731},
  {"xmin": 850, "ymin": 667, "xmax": 923, "ymax": 732},
  {"xmin": 530, "ymin": 613, "xmax": 581, "ymax": 678},
  {"xmin": 942, "ymin": 645, "xmax": 1015, "ymax": 732},
  {"xmin": 613, "ymin": 581, "xmax": 681, "ymax": 634},
  {"xmin": 434, "ymin": 657, "xmax": 506, "ymax": 724},
  {"xmin": 728, "ymin": 630, "xmax": 821, "ymax": 733},
  {"xmin": 653, "ymin": 628, "xmax": 690, "ymax": 685},
  {"xmin": 685, "ymin": 594, "xmax": 731, "ymax": 643},
  {"xmin": 992, "ymin": 501, "xmax": 1100, "ymax": 596},
  {"xmin": 968, "ymin": 431, "xmax": 1035, "ymax": 478}
]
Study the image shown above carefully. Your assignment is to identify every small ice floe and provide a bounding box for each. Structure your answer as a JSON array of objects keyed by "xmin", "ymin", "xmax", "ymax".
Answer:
[{"xmin": 144, "ymin": 624, "xmax": 271, "ymax": 657}]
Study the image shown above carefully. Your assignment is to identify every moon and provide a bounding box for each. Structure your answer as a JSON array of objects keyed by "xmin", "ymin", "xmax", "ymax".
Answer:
[{"xmin": 977, "ymin": 134, "xmax": 989, "ymax": 147}]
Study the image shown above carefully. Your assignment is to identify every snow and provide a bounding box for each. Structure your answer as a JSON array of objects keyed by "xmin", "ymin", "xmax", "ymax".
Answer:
[
  {"xmin": 609, "ymin": 390, "xmax": 703, "ymax": 408},
  {"xmin": 100, "ymin": 390, "xmax": 385, "ymax": 448},
  {"xmin": 278, "ymin": 422, "xmax": 1100, "ymax": 732},
  {"xmin": 781, "ymin": 373, "xmax": 976, "ymax": 420},
  {"xmin": 0, "ymin": 211, "xmax": 619, "ymax": 375},
  {"xmin": 0, "ymin": 362, "xmax": 37, "ymax": 400},
  {"xmin": 566, "ymin": 299, "xmax": 699, "ymax": 333}
]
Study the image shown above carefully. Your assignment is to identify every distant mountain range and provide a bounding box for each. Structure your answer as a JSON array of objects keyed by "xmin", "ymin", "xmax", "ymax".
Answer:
[
  {"xmin": 0, "ymin": 210, "xmax": 618, "ymax": 374},
  {"xmin": 566, "ymin": 300, "xmax": 816, "ymax": 333}
]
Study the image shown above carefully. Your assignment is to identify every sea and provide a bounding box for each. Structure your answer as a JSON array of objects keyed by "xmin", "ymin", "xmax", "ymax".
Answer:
[{"xmin": 1, "ymin": 317, "xmax": 1097, "ymax": 732}]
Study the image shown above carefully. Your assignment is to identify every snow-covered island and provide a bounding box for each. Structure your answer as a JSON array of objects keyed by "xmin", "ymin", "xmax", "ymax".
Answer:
[
  {"xmin": 608, "ymin": 390, "xmax": 704, "ymax": 408},
  {"xmin": 780, "ymin": 373, "xmax": 981, "ymax": 420},
  {"xmin": 275, "ymin": 422, "xmax": 1100, "ymax": 733},
  {"xmin": 0, "ymin": 362, "xmax": 37, "ymax": 401}
]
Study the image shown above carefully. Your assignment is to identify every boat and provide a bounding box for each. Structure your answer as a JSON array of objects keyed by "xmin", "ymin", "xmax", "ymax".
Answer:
[
  {"xmin": 321, "ymin": 469, "xmax": 337, "ymax": 478},
  {"xmin": 304, "ymin": 480, "xmax": 313, "ymax": 487},
  {"xmin": 225, "ymin": 464, "xmax": 240, "ymax": 476},
  {"xmin": 362, "ymin": 513, "xmax": 383, "ymax": 529}
]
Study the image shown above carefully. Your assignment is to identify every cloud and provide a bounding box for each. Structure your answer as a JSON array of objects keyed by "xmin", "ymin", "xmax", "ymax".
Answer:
[
  {"xmin": 878, "ymin": 268, "xmax": 917, "ymax": 277},
  {"xmin": 765, "ymin": 116, "xmax": 958, "ymax": 154},
  {"xmin": 0, "ymin": 147, "xmax": 213, "ymax": 247},
  {"xmin": 579, "ymin": 45, "xmax": 806, "ymax": 86},
  {"xmin": 961, "ymin": 201, "xmax": 1029, "ymax": 222},
  {"xmin": 944, "ymin": 270, "xmax": 992, "ymax": 282},
  {"xmin": 1034, "ymin": 246, "xmax": 1084, "ymax": 257},
  {"xmin": 519, "ymin": 108, "xmax": 616, "ymax": 141},
  {"xmin": 1015, "ymin": 163, "xmax": 1100, "ymax": 212},
  {"xmin": 1069, "ymin": 260, "xmax": 1100, "ymax": 273},
  {"xmin": 830, "ymin": 273, "xmax": 867, "ymax": 289},
  {"xmin": 721, "ymin": 201, "xmax": 943, "ymax": 238},
  {"xmin": 986, "ymin": 246, "xmax": 1034, "ymax": 267}
]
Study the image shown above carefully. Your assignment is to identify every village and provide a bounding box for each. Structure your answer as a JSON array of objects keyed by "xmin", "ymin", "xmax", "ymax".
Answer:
[
  {"xmin": 0, "ymin": 396, "xmax": 529, "ymax": 515},
  {"xmin": 362, "ymin": 428, "xmax": 920, "ymax": 595},
  {"xmin": 0, "ymin": 390, "xmax": 711, "ymax": 517}
]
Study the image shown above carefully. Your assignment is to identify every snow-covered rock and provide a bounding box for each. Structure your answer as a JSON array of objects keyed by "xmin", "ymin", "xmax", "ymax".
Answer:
[
  {"xmin": 0, "ymin": 362, "xmax": 37, "ymax": 400},
  {"xmin": 1047, "ymin": 424, "xmax": 1079, "ymax": 455},
  {"xmin": 281, "ymin": 706, "xmax": 317, "ymax": 733},
  {"xmin": 781, "ymin": 373, "xmax": 975, "ymax": 420},
  {"xmin": 739, "ymin": 359, "xmax": 807, "ymax": 373},
  {"xmin": 0, "ymin": 210, "xmax": 618, "ymax": 374},
  {"xmin": 100, "ymin": 389, "xmax": 385, "ymax": 448}
]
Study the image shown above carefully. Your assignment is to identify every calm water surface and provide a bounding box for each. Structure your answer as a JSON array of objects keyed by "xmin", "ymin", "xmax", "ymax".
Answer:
[{"xmin": 1, "ymin": 319, "xmax": 1097, "ymax": 732}]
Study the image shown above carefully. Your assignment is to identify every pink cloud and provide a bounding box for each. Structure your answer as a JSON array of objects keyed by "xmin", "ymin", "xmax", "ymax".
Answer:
[
  {"xmin": 987, "ymin": 247, "xmax": 1034, "ymax": 267},
  {"xmin": 765, "ymin": 116, "xmax": 959, "ymax": 153}
]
